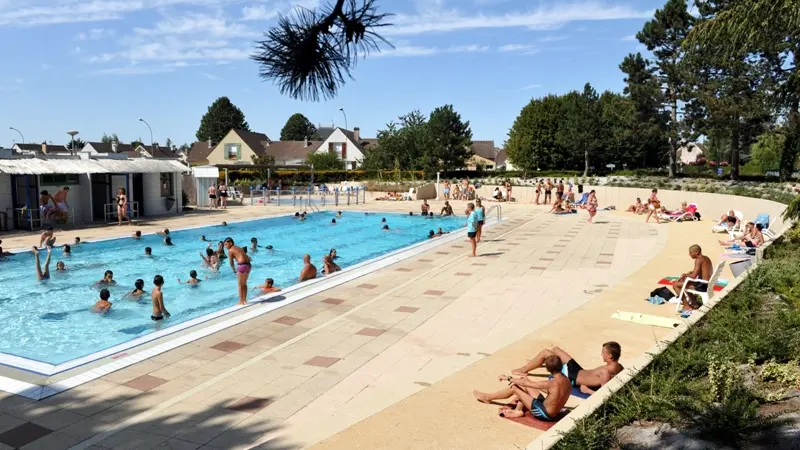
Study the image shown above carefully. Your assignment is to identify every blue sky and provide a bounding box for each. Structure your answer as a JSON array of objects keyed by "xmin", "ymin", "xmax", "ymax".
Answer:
[{"xmin": 0, "ymin": 0, "xmax": 666, "ymax": 148}]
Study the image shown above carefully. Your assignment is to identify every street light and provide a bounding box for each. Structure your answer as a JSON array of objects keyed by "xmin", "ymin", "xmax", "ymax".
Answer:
[
  {"xmin": 138, "ymin": 117, "xmax": 154, "ymax": 152},
  {"xmin": 338, "ymin": 108, "xmax": 348, "ymax": 130},
  {"xmin": 67, "ymin": 130, "xmax": 79, "ymax": 154},
  {"xmin": 9, "ymin": 127, "xmax": 24, "ymax": 144}
]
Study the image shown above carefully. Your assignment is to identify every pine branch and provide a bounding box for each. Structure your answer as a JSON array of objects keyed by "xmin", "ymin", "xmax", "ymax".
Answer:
[{"xmin": 251, "ymin": 0, "xmax": 393, "ymax": 102}]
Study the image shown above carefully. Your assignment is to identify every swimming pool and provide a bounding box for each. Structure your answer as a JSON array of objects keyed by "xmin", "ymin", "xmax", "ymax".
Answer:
[{"xmin": 0, "ymin": 211, "xmax": 465, "ymax": 368}]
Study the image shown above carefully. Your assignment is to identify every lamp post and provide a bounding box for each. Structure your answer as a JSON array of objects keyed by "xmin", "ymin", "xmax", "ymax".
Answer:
[
  {"xmin": 138, "ymin": 118, "xmax": 154, "ymax": 153},
  {"xmin": 67, "ymin": 130, "xmax": 79, "ymax": 154},
  {"xmin": 338, "ymin": 107, "xmax": 347, "ymax": 130},
  {"xmin": 9, "ymin": 127, "xmax": 24, "ymax": 144}
]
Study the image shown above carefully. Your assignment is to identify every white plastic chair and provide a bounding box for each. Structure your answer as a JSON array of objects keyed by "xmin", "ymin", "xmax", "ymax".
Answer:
[
  {"xmin": 676, "ymin": 261, "xmax": 726, "ymax": 311},
  {"xmin": 763, "ymin": 217, "xmax": 778, "ymax": 240},
  {"xmin": 401, "ymin": 187, "xmax": 415, "ymax": 201}
]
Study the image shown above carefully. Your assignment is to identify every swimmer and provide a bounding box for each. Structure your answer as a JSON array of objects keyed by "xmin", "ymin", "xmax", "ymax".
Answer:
[
  {"xmin": 331, "ymin": 218, "xmax": 337, "ymax": 224},
  {"xmin": 250, "ymin": 237, "xmax": 260, "ymax": 251},
  {"xmin": 200, "ymin": 248, "xmax": 220, "ymax": 270},
  {"xmin": 437, "ymin": 228, "xmax": 449, "ymax": 236},
  {"xmin": 299, "ymin": 254, "xmax": 317, "ymax": 282},
  {"xmin": 177, "ymin": 270, "xmax": 203, "ymax": 285},
  {"xmin": 97, "ymin": 270, "xmax": 116, "ymax": 285},
  {"xmin": 151, "ymin": 275, "xmax": 170, "ymax": 321},
  {"xmin": 62, "ymin": 244, "xmax": 71, "ymax": 256},
  {"xmin": 265, "ymin": 245, "xmax": 274, "ymax": 251},
  {"xmin": 91, "ymin": 289, "xmax": 113, "ymax": 314},
  {"xmin": 329, "ymin": 248, "xmax": 339, "ymax": 260},
  {"xmin": 200, "ymin": 235, "xmax": 210, "ymax": 242},
  {"xmin": 133, "ymin": 230, "xmax": 142, "ymax": 239},
  {"xmin": 33, "ymin": 246, "xmax": 53, "ymax": 280},
  {"xmin": 337, "ymin": 211, "xmax": 342, "ymax": 217},
  {"xmin": 225, "ymin": 237, "xmax": 251, "ymax": 306},
  {"xmin": 299, "ymin": 214, "xmax": 306, "ymax": 222},
  {"xmin": 216, "ymin": 241, "xmax": 227, "ymax": 260},
  {"xmin": 158, "ymin": 228, "xmax": 170, "ymax": 236},
  {"xmin": 221, "ymin": 221, "xmax": 228, "ymax": 227},
  {"xmin": 294, "ymin": 212, "xmax": 301, "ymax": 218},
  {"xmin": 381, "ymin": 217, "xmax": 387, "ymax": 223},
  {"xmin": 409, "ymin": 212, "xmax": 414, "ymax": 216},
  {"xmin": 322, "ymin": 255, "xmax": 341, "ymax": 275},
  {"xmin": 382, "ymin": 225, "xmax": 390, "ymax": 231},
  {"xmin": 428, "ymin": 230, "xmax": 436, "ymax": 239},
  {"xmin": 73, "ymin": 237, "xmax": 81, "ymax": 245},
  {"xmin": 56, "ymin": 261, "xmax": 67, "ymax": 272},
  {"xmin": 129, "ymin": 279, "xmax": 146, "ymax": 297},
  {"xmin": 39, "ymin": 226, "xmax": 56, "ymax": 247},
  {"xmin": 164, "ymin": 236, "xmax": 174, "ymax": 246},
  {"xmin": 0, "ymin": 240, "xmax": 11, "ymax": 257},
  {"xmin": 253, "ymin": 278, "xmax": 281, "ymax": 294},
  {"xmin": 144, "ymin": 247, "xmax": 152, "ymax": 256}
]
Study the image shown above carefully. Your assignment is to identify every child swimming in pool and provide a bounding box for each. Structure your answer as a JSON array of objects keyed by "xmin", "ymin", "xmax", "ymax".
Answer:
[
  {"xmin": 96, "ymin": 270, "xmax": 116, "ymax": 286},
  {"xmin": 129, "ymin": 279, "xmax": 146, "ymax": 298},
  {"xmin": 178, "ymin": 270, "xmax": 202, "ymax": 285},
  {"xmin": 91, "ymin": 289, "xmax": 113, "ymax": 314},
  {"xmin": 151, "ymin": 275, "xmax": 170, "ymax": 321}
]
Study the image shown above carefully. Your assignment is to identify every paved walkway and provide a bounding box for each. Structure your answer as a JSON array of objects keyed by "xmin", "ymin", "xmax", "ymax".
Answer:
[{"xmin": 0, "ymin": 200, "xmax": 732, "ymax": 450}]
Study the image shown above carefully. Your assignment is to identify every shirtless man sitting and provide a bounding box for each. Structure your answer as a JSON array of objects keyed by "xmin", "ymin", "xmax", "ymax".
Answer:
[
  {"xmin": 39, "ymin": 227, "xmax": 56, "ymax": 247},
  {"xmin": 53, "ymin": 186, "xmax": 70, "ymax": 218},
  {"xmin": 512, "ymin": 342, "xmax": 624, "ymax": 395},
  {"xmin": 421, "ymin": 200, "xmax": 430, "ymax": 215},
  {"xmin": 672, "ymin": 244, "xmax": 713, "ymax": 311},
  {"xmin": 473, "ymin": 355, "xmax": 571, "ymax": 421},
  {"xmin": 440, "ymin": 201, "xmax": 454, "ymax": 217},
  {"xmin": 299, "ymin": 254, "xmax": 317, "ymax": 281}
]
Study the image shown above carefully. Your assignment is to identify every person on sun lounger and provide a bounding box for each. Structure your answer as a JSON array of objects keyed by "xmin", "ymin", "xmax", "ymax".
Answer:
[
  {"xmin": 672, "ymin": 244, "xmax": 713, "ymax": 311},
  {"xmin": 627, "ymin": 198, "xmax": 645, "ymax": 214},
  {"xmin": 511, "ymin": 342, "xmax": 623, "ymax": 395},
  {"xmin": 473, "ymin": 355, "xmax": 571, "ymax": 421},
  {"xmin": 717, "ymin": 210, "xmax": 738, "ymax": 229}
]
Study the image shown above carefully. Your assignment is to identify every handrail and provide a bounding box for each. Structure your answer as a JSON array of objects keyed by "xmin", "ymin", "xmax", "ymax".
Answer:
[
  {"xmin": 308, "ymin": 201, "xmax": 321, "ymax": 213},
  {"xmin": 486, "ymin": 204, "xmax": 502, "ymax": 222}
]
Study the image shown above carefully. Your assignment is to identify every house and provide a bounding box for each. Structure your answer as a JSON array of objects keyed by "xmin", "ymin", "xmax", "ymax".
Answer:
[
  {"xmin": 313, "ymin": 127, "xmax": 374, "ymax": 169},
  {"xmin": 82, "ymin": 141, "xmax": 177, "ymax": 159},
  {"xmin": 186, "ymin": 140, "xmax": 217, "ymax": 166},
  {"xmin": 677, "ymin": 142, "xmax": 706, "ymax": 165},
  {"xmin": 494, "ymin": 149, "xmax": 515, "ymax": 170},
  {"xmin": 203, "ymin": 129, "xmax": 271, "ymax": 166},
  {"xmin": 12, "ymin": 143, "xmax": 68, "ymax": 154},
  {"xmin": 467, "ymin": 141, "xmax": 500, "ymax": 170},
  {"xmin": 0, "ymin": 152, "xmax": 187, "ymax": 231},
  {"xmin": 264, "ymin": 139, "xmax": 322, "ymax": 166}
]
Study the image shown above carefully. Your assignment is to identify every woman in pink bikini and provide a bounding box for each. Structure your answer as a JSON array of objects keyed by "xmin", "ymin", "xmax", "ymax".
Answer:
[{"xmin": 587, "ymin": 190, "xmax": 598, "ymax": 224}]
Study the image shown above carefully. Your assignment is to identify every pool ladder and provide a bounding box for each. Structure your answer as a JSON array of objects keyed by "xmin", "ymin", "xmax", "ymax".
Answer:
[
  {"xmin": 486, "ymin": 205, "xmax": 502, "ymax": 222},
  {"xmin": 307, "ymin": 201, "xmax": 321, "ymax": 213}
]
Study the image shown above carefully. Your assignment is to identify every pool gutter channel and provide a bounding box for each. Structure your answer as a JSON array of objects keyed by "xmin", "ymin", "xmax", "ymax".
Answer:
[{"xmin": 0, "ymin": 213, "xmax": 501, "ymax": 400}]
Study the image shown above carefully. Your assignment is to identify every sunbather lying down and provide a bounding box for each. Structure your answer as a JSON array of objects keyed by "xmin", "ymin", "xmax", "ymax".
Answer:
[
  {"xmin": 511, "ymin": 343, "xmax": 624, "ymax": 396},
  {"xmin": 376, "ymin": 192, "xmax": 401, "ymax": 201}
]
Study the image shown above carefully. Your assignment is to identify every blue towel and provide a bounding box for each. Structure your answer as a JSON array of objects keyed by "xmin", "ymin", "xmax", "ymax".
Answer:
[{"xmin": 647, "ymin": 295, "xmax": 666, "ymax": 305}]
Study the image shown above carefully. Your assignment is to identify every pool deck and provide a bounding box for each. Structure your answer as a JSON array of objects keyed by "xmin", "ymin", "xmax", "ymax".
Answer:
[{"xmin": 0, "ymin": 199, "xmax": 736, "ymax": 450}]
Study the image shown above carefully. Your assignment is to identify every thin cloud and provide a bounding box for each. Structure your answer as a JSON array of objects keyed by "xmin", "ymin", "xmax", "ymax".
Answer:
[
  {"xmin": 374, "ymin": 44, "xmax": 489, "ymax": 58},
  {"xmin": 241, "ymin": 5, "xmax": 279, "ymax": 21},
  {"xmin": 385, "ymin": 2, "xmax": 654, "ymax": 36},
  {"xmin": 203, "ymin": 72, "xmax": 221, "ymax": 81},
  {"xmin": 521, "ymin": 84, "xmax": 543, "ymax": 90},
  {"xmin": 539, "ymin": 35, "xmax": 568, "ymax": 42},
  {"xmin": 622, "ymin": 34, "xmax": 637, "ymax": 41},
  {"xmin": 76, "ymin": 28, "xmax": 115, "ymax": 41},
  {"xmin": 499, "ymin": 44, "xmax": 535, "ymax": 52},
  {"xmin": 41, "ymin": 63, "xmax": 51, "ymax": 70}
]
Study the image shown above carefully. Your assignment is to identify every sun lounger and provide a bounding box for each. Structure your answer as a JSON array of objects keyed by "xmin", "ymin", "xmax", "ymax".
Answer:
[
  {"xmin": 661, "ymin": 204, "xmax": 698, "ymax": 222},
  {"xmin": 675, "ymin": 261, "xmax": 726, "ymax": 311},
  {"xmin": 657, "ymin": 276, "xmax": 727, "ymax": 292}
]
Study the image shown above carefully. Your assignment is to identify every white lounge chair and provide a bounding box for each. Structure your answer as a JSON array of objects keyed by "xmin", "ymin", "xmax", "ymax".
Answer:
[
  {"xmin": 676, "ymin": 261, "xmax": 726, "ymax": 311},
  {"xmin": 661, "ymin": 204, "xmax": 699, "ymax": 222},
  {"xmin": 763, "ymin": 217, "xmax": 778, "ymax": 240},
  {"xmin": 401, "ymin": 187, "xmax": 416, "ymax": 201}
]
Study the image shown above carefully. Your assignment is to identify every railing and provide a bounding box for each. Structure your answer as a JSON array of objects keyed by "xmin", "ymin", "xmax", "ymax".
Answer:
[
  {"xmin": 486, "ymin": 204, "xmax": 502, "ymax": 222},
  {"xmin": 244, "ymin": 186, "xmax": 366, "ymax": 209},
  {"xmin": 7, "ymin": 206, "xmax": 75, "ymax": 230},
  {"xmin": 308, "ymin": 202, "xmax": 321, "ymax": 212},
  {"xmin": 104, "ymin": 201, "xmax": 140, "ymax": 224}
]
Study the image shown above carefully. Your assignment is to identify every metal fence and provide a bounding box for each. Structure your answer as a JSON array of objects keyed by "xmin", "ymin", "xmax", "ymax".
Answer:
[{"xmin": 246, "ymin": 187, "xmax": 366, "ymax": 209}]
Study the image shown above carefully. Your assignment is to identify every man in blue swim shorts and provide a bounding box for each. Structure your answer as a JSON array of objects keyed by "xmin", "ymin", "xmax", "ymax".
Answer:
[{"xmin": 473, "ymin": 355, "xmax": 571, "ymax": 420}]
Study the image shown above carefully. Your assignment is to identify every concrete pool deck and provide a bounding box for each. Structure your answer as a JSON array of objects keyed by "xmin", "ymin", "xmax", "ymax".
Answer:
[{"xmin": 0, "ymin": 195, "xmax": 775, "ymax": 449}]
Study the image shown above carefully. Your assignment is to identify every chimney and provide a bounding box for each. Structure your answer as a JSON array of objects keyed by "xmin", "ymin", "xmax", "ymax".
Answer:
[
  {"xmin": 207, "ymin": 139, "xmax": 212, "ymax": 149},
  {"xmin": 304, "ymin": 136, "xmax": 308, "ymax": 147},
  {"xmin": 353, "ymin": 127, "xmax": 360, "ymax": 142},
  {"xmin": 111, "ymin": 139, "xmax": 118, "ymax": 153},
  {"xmin": 41, "ymin": 142, "xmax": 47, "ymax": 154}
]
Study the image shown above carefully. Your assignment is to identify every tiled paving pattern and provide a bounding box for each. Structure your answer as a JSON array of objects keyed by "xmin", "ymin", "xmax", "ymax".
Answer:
[{"xmin": 0, "ymin": 199, "xmax": 744, "ymax": 450}]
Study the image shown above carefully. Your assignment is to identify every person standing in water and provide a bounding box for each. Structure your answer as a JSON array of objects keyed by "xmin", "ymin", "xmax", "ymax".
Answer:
[
  {"xmin": 224, "ymin": 237, "xmax": 251, "ymax": 305},
  {"xmin": 151, "ymin": 275, "xmax": 170, "ymax": 321}
]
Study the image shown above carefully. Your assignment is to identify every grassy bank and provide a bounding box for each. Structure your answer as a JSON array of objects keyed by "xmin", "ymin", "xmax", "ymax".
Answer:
[{"xmin": 555, "ymin": 227, "xmax": 800, "ymax": 449}]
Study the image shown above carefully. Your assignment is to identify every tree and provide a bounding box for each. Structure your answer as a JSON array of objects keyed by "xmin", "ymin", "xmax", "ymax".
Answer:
[
  {"xmin": 280, "ymin": 113, "xmax": 319, "ymax": 141},
  {"xmin": 196, "ymin": 97, "xmax": 250, "ymax": 143},
  {"xmin": 746, "ymin": 131, "xmax": 785, "ymax": 174},
  {"xmin": 66, "ymin": 138, "xmax": 86, "ymax": 150},
  {"xmin": 634, "ymin": 0, "xmax": 694, "ymax": 177},
  {"xmin": 251, "ymin": 154, "xmax": 277, "ymax": 180},
  {"xmin": 557, "ymin": 83, "xmax": 601, "ymax": 176},
  {"xmin": 362, "ymin": 110, "xmax": 433, "ymax": 172},
  {"xmin": 687, "ymin": 0, "xmax": 800, "ymax": 181},
  {"xmin": 101, "ymin": 133, "xmax": 119, "ymax": 144},
  {"xmin": 251, "ymin": 0, "xmax": 392, "ymax": 101},
  {"xmin": 505, "ymin": 95, "xmax": 563, "ymax": 175},
  {"xmin": 165, "ymin": 138, "xmax": 173, "ymax": 149},
  {"xmin": 178, "ymin": 143, "xmax": 191, "ymax": 154},
  {"xmin": 306, "ymin": 151, "xmax": 343, "ymax": 170},
  {"xmin": 426, "ymin": 104, "xmax": 473, "ymax": 173},
  {"xmin": 130, "ymin": 138, "xmax": 144, "ymax": 148},
  {"xmin": 620, "ymin": 53, "xmax": 670, "ymax": 168}
]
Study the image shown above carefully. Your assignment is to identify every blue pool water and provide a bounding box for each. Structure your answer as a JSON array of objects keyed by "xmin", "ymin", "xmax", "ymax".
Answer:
[{"xmin": 0, "ymin": 211, "xmax": 465, "ymax": 366}]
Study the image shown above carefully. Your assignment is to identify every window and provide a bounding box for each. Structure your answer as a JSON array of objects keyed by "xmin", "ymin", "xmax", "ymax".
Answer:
[
  {"xmin": 41, "ymin": 174, "xmax": 80, "ymax": 185},
  {"xmin": 328, "ymin": 142, "xmax": 344, "ymax": 158},
  {"xmin": 225, "ymin": 144, "xmax": 240, "ymax": 160},
  {"xmin": 160, "ymin": 173, "xmax": 174, "ymax": 197}
]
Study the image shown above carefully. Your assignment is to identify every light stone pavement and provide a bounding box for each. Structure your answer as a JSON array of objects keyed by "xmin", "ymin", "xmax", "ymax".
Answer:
[{"xmin": 0, "ymin": 197, "xmax": 731, "ymax": 450}]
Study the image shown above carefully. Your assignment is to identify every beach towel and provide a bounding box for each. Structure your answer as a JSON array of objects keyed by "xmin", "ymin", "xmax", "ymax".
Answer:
[
  {"xmin": 657, "ymin": 277, "xmax": 726, "ymax": 292},
  {"xmin": 754, "ymin": 214, "xmax": 770, "ymax": 229},
  {"xmin": 501, "ymin": 410, "xmax": 565, "ymax": 430}
]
